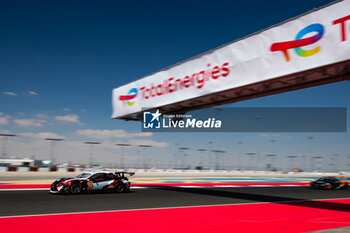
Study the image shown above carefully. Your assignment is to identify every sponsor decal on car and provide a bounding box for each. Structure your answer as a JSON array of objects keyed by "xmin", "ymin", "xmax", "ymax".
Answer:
[{"xmin": 87, "ymin": 181, "xmax": 93, "ymax": 190}]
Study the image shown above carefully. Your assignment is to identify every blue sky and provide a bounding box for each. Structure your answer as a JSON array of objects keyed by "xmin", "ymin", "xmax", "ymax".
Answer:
[{"xmin": 0, "ymin": 0, "xmax": 349, "ymax": 170}]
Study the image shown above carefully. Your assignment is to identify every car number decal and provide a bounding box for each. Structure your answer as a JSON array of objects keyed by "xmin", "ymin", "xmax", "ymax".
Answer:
[{"xmin": 87, "ymin": 181, "xmax": 93, "ymax": 190}]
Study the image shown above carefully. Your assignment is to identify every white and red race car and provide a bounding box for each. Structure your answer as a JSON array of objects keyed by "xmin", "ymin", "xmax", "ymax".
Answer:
[{"xmin": 50, "ymin": 171, "xmax": 134, "ymax": 194}]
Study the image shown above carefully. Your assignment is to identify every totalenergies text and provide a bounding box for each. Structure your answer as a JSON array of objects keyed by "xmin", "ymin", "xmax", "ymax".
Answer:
[{"xmin": 139, "ymin": 62, "xmax": 230, "ymax": 100}]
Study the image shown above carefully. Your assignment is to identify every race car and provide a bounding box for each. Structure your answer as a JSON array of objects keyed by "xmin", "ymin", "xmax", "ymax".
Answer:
[
  {"xmin": 50, "ymin": 171, "xmax": 135, "ymax": 194},
  {"xmin": 309, "ymin": 176, "xmax": 348, "ymax": 190}
]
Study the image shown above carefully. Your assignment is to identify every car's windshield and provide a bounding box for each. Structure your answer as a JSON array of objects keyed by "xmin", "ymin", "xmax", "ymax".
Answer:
[
  {"xmin": 75, "ymin": 173, "xmax": 91, "ymax": 178},
  {"xmin": 317, "ymin": 177, "xmax": 335, "ymax": 182}
]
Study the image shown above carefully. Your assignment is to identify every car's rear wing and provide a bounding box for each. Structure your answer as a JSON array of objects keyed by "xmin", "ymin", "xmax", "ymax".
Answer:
[{"xmin": 115, "ymin": 171, "xmax": 135, "ymax": 177}]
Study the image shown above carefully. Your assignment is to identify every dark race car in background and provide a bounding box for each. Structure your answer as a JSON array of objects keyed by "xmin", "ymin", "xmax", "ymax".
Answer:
[
  {"xmin": 309, "ymin": 176, "xmax": 349, "ymax": 190},
  {"xmin": 50, "ymin": 171, "xmax": 135, "ymax": 194}
]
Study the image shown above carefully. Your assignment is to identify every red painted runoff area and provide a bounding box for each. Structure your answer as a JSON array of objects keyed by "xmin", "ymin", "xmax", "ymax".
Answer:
[
  {"xmin": 0, "ymin": 184, "xmax": 49, "ymax": 189},
  {"xmin": 1, "ymin": 198, "xmax": 350, "ymax": 233}
]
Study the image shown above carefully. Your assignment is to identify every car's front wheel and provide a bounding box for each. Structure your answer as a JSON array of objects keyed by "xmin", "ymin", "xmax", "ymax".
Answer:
[
  {"xmin": 114, "ymin": 182, "xmax": 125, "ymax": 193},
  {"xmin": 70, "ymin": 183, "xmax": 82, "ymax": 194},
  {"xmin": 63, "ymin": 186, "xmax": 71, "ymax": 194}
]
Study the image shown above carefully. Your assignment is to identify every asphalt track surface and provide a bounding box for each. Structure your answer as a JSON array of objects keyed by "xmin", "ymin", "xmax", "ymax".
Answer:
[{"xmin": 1, "ymin": 186, "xmax": 350, "ymax": 217}]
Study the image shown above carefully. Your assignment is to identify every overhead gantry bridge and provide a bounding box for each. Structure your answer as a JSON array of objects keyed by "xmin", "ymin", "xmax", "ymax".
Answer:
[{"xmin": 112, "ymin": 0, "xmax": 350, "ymax": 121}]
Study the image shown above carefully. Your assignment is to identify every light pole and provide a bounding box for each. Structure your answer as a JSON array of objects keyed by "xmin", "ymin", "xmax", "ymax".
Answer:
[
  {"xmin": 0, "ymin": 134, "xmax": 16, "ymax": 159},
  {"xmin": 312, "ymin": 156, "xmax": 324, "ymax": 172},
  {"xmin": 138, "ymin": 145, "xmax": 152, "ymax": 169},
  {"xmin": 237, "ymin": 141, "xmax": 243, "ymax": 170},
  {"xmin": 265, "ymin": 139, "xmax": 276, "ymax": 170},
  {"xmin": 45, "ymin": 138, "xmax": 63, "ymax": 166},
  {"xmin": 179, "ymin": 147, "xmax": 190, "ymax": 169},
  {"xmin": 211, "ymin": 149, "xmax": 226, "ymax": 170},
  {"xmin": 307, "ymin": 136, "xmax": 315, "ymax": 172},
  {"xmin": 256, "ymin": 115, "xmax": 263, "ymax": 170},
  {"xmin": 300, "ymin": 155, "xmax": 307, "ymax": 172},
  {"xmin": 208, "ymin": 141, "xmax": 213, "ymax": 169},
  {"xmin": 287, "ymin": 155, "xmax": 298, "ymax": 172},
  {"xmin": 245, "ymin": 152, "xmax": 256, "ymax": 170},
  {"xmin": 116, "ymin": 143, "xmax": 131, "ymax": 169},
  {"xmin": 197, "ymin": 149, "xmax": 207, "ymax": 169},
  {"xmin": 265, "ymin": 154, "xmax": 276, "ymax": 171},
  {"xmin": 84, "ymin": 142, "xmax": 101, "ymax": 167},
  {"xmin": 332, "ymin": 154, "xmax": 339, "ymax": 172}
]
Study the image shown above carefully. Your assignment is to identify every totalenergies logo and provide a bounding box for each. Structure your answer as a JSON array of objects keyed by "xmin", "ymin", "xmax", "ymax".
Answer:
[
  {"xmin": 119, "ymin": 88, "xmax": 138, "ymax": 106},
  {"xmin": 270, "ymin": 23, "xmax": 324, "ymax": 62}
]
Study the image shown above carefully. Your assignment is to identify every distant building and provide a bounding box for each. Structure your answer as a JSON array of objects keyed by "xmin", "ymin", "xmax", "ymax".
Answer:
[{"xmin": 0, "ymin": 158, "xmax": 35, "ymax": 167}]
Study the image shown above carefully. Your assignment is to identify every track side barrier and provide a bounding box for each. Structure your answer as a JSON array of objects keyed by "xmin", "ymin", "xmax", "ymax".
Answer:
[{"xmin": 7, "ymin": 167, "xmax": 17, "ymax": 172}]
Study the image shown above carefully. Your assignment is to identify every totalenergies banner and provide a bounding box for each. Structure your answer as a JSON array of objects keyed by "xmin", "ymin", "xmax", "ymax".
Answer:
[{"xmin": 112, "ymin": 0, "xmax": 350, "ymax": 119}]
